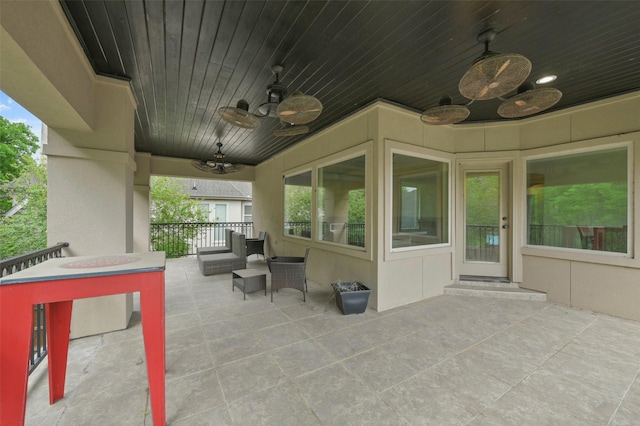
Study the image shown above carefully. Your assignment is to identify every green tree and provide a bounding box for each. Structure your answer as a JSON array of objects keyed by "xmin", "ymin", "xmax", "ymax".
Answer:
[
  {"xmin": 284, "ymin": 185, "xmax": 312, "ymax": 222},
  {"xmin": 150, "ymin": 176, "xmax": 207, "ymax": 258},
  {"xmin": 0, "ymin": 158, "xmax": 47, "ymax": 259},
  {"xmin": 0, "ymin": 116, "xmax": 40, "ymax": 213},
  {"xmin": 348, "ymin": 189, "xmax": 365, "ymax": 223},
  {"xmin": 465, "ymin": 174, "xmax": 499, "ymax": 225}
]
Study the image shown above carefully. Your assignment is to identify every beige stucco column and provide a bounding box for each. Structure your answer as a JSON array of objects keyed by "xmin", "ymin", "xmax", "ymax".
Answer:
[
  {"xmin": 2, "ymin": 0, "xmax": 139, "ymax": 337},
  {"xmin": 134, "ymin": 153, "xmax": 152, "ymax": 253},
  {"xmin": 44, "ymin": 77, "xmax": 137, "ymax": 338}
]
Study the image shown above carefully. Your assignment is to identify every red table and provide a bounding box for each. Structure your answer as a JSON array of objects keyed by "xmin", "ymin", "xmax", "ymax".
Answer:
[{"xmin": 0, "ymin": 252, "xmax": 166, "ymax": 425}]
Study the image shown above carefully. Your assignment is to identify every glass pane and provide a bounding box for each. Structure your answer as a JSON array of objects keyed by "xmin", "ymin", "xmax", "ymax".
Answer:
[
  {"xmin": 527, "ymin": 147, "xmax": 628, "ymax": 253},
  {"xmin": 214, "ymin": 204, "xmax": 227, "ymax": 240},
  {"xmin": 284, "ymin": 171, "xmax": 312, "ymax": 238},
  {"xmin": 392, "ymin": 154, "xmax": 449, "ymax": 248},
  {"xmin": 465, "ymin": 172, "xmax": 500, "ymax": 262},
  {"xmin": 317, "ymin": 155, "xmax": 366, "ymax": 247}
]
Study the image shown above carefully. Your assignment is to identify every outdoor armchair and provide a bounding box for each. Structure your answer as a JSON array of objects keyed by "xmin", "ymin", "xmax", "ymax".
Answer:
[
  {"xmin": 246, "ymin": 231, "xmax": 266, "ymax": 260},
  {"xmin": 266, "ymin": 246, "xmax": 310, "ymax": 302}
]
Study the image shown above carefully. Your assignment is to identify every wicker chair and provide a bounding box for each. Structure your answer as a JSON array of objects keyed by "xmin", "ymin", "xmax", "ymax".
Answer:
[
  {"xmin": 246, "ymin": 231, "xmax": 266, "ymax": 260},
  {"xmin": 266, "ymin": 246, "xmax": 310, "ymax": 302},
  {"xmin": 197, "ymin": 228, "xmax": 234, "ymax": 259}
]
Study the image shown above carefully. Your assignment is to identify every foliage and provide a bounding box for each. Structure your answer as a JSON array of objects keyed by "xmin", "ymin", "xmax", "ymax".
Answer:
[
  {"xmin": 530, "ymin": 182, "xmax": 627, "ymax": 226},
  {"xmin": 331, "ymin": 280, "xmax": 368, "ymax": 292},
  {"xmin": 465, "ymin": 174, "xmax": 499, "ymax": 226},
  {"xmin": 0, "ymin": 116, "xmax": 40, "ymax": 213},
  {"xmin": 150, "ymin": 176, "xmax": 206, "ymax": 223},
  {"xmin": 150, "ymin": 177, "xmax": 208, "ymax": 258},
  {"xmin": 0, "ymin": 159, "xmax": 47, "ymax": 259},
  {"xmin": 284, "ymin": 184, "xmax": 312, "ymax": 222},
  {"xmin": 348, "ymin": 189, "xmax": 365, "ymax": 223}
]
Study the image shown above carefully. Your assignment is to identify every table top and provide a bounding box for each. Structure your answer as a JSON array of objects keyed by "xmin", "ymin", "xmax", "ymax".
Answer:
[
  {"xmin": 0, "ymin": 252, "xmax": 166, "ymax": 285},
  {"xmin": 232, "ymin": 268, "xmax": 266, "ymax": 278}
]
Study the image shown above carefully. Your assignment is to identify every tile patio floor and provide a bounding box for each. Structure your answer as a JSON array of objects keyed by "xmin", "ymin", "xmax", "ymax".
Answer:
[{"xmin": 25, "ymin": 256, "xmax": 640, "ymax": 425}]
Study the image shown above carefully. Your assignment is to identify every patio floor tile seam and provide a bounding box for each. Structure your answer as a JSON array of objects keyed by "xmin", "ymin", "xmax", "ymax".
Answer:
[
  {"xmin": 545, "ymin": 348, "xmax": 640, "ymax": 402},
  {"xmin": 606, "ymin": 368, "xmax": 640, "ymax": 425}
]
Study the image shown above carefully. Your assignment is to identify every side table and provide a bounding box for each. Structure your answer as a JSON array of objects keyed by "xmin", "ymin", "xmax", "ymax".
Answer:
[
  {"xmin": 232, "ymin": 269, "xmax": 267, "ymax": 300},
  {"xmin": 0, "ymin": 252, "xmax": 166, "ymax": 426}
]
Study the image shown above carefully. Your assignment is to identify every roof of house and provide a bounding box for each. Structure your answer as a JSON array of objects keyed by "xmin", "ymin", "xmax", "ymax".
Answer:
[{"xmin": 184, "ymin": 179, "xmax": 252, "ymax": 201}]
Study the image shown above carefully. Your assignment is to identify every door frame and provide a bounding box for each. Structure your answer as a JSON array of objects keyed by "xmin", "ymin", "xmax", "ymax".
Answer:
[{"xmin": 455, "ymin": 160, "xmax": 513, "ymax": 280}]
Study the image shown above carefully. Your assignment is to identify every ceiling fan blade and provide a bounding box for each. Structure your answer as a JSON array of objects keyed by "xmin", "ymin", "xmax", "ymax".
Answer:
[{"xmin": 494, "ymin": 58, "xmax": 511, "ymax": 79}]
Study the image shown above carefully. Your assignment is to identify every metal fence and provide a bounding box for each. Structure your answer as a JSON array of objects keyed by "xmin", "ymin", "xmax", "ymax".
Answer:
[
  {"xmin": 528, "ymin": 224, "xmax": 627, "ymax": 253},
  {"xmin": 284, "ymin": 221, "xmax": 312, "ymax": 238},
  {"xmin": 465, "ymin": 224, "xmax": 628, "ymax": 256},
  {"xmin": 284, "ymin": 222, "xmax": 366, "ymax": 247},
  {"xmin": 0, "ymin": 242, "xmax": 70, "ymax": 374},
  {"xmin": 465, "ymin": 225, "xmax": 500, "ymax": 262},
  {"xmin": 150, "ymin": 222, "xmax": 254, "ymax": 257}
]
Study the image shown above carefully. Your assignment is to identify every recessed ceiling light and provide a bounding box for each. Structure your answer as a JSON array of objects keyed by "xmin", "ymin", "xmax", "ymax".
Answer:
[{"xmin": 536, "ymin": 75, "xmax": 557, "ymax": 84}]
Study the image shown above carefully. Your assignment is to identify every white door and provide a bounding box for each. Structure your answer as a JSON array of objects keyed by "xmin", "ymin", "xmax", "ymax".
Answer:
[{"xmin": 457, "ymin": 162, "xmax": 510, "ymax": 278}]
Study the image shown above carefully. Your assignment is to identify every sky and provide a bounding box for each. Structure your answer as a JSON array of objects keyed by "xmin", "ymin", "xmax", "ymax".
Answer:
[{"xmin": 0, "ymin": 90, "xmax": 43, "ymax": 158}]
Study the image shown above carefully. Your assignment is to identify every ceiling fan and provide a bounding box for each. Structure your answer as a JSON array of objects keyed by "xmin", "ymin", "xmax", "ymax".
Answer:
[
  {"xmin": 273, "ymin": 122, "xmax": 310, "ymax": 137},
  {"xmin": 498, "ymin": 81, "xmax": 563, "ymax": 118},
  {"xmin": 422, "ymin": 28, "xmax": 561, "ymax": 125},
  {"xmin": 458, "ymin": 28, "xmax": 532, "ymax": 101},
  {"xmin": 191, "ymin": 142, "xmax": 245, "ymax": 174},
  {"xmin": 217, "ymin": 64, "xmax": 323, "ymax": 134},
  {"xmin": 420, "ymin": 95, "xmax": 470, "ymax": 125}
]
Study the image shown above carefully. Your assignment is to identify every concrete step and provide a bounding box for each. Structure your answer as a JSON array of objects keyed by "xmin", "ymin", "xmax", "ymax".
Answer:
[
  {"xmin": 455, "ymin": 280, "xmax": 520, "ymax": 289},
  {"xmin": 444, "ymin": 283, "xmax": 547, "ymax": 301}
]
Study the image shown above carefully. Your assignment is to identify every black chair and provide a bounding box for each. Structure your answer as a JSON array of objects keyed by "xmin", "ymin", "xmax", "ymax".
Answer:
[
  {"xmin": 266, "ymin": 246, "xmax": 310, "ymax": 302},
  {"xmin": 246, "ymin": 231, "xmax": 266, "ymax": 260}
]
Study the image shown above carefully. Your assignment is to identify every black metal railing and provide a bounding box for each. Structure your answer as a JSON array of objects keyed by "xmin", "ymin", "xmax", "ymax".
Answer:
[
  {"xmin": 319, "ymin": 222, "xmax": 364, "ymax": 247},
  {"xmin": 150, "ymin": 222, "xmax": 254, "ymax": 257},
  {"xmin": 528, "ymin": 224, "xmax": 627, "ymax": 253},
  {"xmin": 284, "ymin": 221, "xmax": 312, "ymax": 238},
  {"xmin": 465, "ymin": 224, "xmax": 628, "ymax": 256},
  {"xmin": 1, "ymin": 242, "xmax": 70, "ymax": 374},
  {"xmin": 346, "ymin": 223, "xmax": 365, "ymax": 247},
  {"xmin": 466, "ymin": 225, "xmax": 500, "ymax": 262}
]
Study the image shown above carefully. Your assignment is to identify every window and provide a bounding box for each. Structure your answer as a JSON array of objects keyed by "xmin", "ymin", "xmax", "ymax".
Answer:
[
  {"xmin": 526, "ymin": 146, "xmax": 628, "ymax": 253},
  {"xmin": 317, "ymin": 155, "xmax": 366, "ymax": 247},
  {"xmin": 284, "ymin": 171, "xmax": 312, "ymax": 238},
  {"xmin": 243, "ymin": 204, "xmax": 252, "ymax": 223},
  {"xmin": 198, "ymin": 203, "xmax": 210, "ymax": 221},
  {"xmin": 392, "ymin": 153, "xmax": 449, "ymax": 249}
]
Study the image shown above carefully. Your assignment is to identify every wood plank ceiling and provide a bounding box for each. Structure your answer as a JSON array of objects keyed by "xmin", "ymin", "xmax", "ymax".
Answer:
[{"xmin": 60, "ymin": 0, "xmax": 640, "ymax": 167}]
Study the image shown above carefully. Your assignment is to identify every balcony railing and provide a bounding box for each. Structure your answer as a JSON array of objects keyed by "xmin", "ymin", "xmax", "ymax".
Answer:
[
  {"xmin": 0, "ymin": 242, "xmax": 70, "ymax": 374},
  {"xmin": 150, "ymin": 222, "xmax": 254, "ymax": 257},
  {"xmin": 466, "ymin": 225, "xmax": 499, "ymax": 262},
  {"xmin": 284, "ymin": 221, "xmax": 311, "ymax": 238},
  {"xmin": 149, "ymin": 221, "xmax": 628, "ymax": 259},
  {"xmin": 284, "ymin": 222, "xmax": 366, "ymax": 247},
  {"xmin": 528, "ymin": 224, "xmax": 627, "ymax": 252}
]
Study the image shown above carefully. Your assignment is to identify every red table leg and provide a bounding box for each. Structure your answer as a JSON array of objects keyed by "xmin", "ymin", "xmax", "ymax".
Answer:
[
  {"xmin": 1, "ymin": 264, "xmax": 166, "ymax": 425},
  {"xmin": 139, "ymin": 274, "xmax": 165, "ymax": 426},
  {"xmin": 46, "ymin": 300, "xmax": 73, "ymax": 404},
  {"xmin": 0, "ymin": 287, "xmax": 35, "ymax": 426}
]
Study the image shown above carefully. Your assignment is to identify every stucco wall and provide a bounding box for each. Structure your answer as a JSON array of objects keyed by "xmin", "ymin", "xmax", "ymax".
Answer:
[
  {"xmin": 254, "ymin": 93, "xmax": 640, "ymax": 319},
  {"xmin": 255, "ymin": 109, "xmax": 380, "ymax": 307}
]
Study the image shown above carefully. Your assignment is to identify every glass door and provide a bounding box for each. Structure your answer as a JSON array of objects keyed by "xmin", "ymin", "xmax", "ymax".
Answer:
[{"xmin": 458, "ymin": 163, "xmax": 509, "ymax": 278}]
